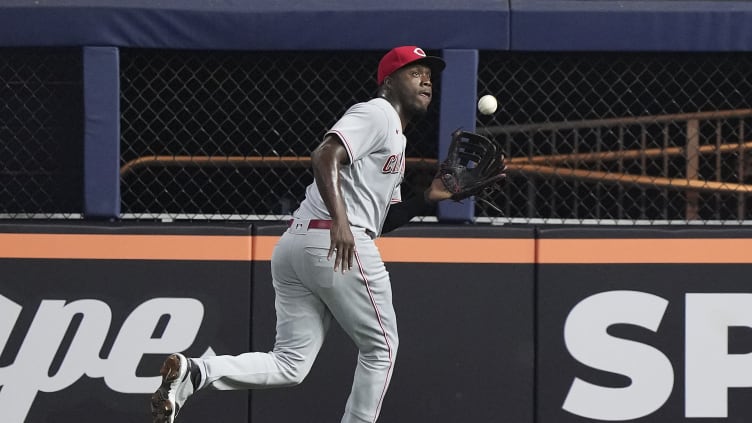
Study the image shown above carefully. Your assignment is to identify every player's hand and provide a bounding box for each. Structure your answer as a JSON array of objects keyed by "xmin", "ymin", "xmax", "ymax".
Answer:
[
  {"xmin": 328, "ymin": 219, "xmax": 355, "ymax": 273},
  {"xmin": 424, "ymin": 177, "xmax": 453, "ymax": 203}
]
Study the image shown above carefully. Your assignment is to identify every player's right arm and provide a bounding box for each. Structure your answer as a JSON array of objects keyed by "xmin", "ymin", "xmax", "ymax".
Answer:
[{"xmin": 311, "ymin": 134, "xmax": 355, "ymax": 273}]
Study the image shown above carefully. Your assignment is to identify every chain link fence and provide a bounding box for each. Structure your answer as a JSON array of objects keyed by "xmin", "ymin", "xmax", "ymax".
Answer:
[
  {"xmin": 121, "ymin": 50, "xmax": 752, "ymax": 224},
  {"xmin": 2, "ymin": 48, "xmax": 751, "ymax": 224},
  {"xmin": 0, "ymin": 48, "xmax": 83, "ymax": 218},
  {"xmin": 477, "ymin": 52, "xmax": 752, "ymax": 224},
  {"xmin": 119, "ymin": 49, "xmax": 439, "ymax": 220}
]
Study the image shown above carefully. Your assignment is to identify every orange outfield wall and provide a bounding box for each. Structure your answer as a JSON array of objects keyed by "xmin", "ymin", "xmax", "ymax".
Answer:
[{"xmin": 2, "ymin": 232, "xmax": 752, "ymax": 264}]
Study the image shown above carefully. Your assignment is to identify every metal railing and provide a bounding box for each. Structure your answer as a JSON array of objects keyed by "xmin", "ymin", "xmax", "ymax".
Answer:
[
  {"xmin": 483, "ymin": 109, "xmax": 752, "ymax": 222},
  {"xmin": 120, "ymin": 109, "xmax": 752, "ymax": 222}
]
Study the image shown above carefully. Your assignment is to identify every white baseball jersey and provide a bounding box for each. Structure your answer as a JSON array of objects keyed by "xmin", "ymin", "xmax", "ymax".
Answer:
[{"xmin": 294, "ymin": 97, "xmax": 405, "ymax": 236}]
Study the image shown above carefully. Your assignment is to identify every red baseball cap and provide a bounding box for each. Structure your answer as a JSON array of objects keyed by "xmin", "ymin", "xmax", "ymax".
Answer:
[{"xmin": 377, "ymin": 46, "xmax": 446, "ymax": 86}]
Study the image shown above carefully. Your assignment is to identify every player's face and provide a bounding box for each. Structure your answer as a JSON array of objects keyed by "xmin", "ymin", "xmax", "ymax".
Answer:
[{"xmin": 390, "ymin": 63, "xmax": 433, "ymax": 116}]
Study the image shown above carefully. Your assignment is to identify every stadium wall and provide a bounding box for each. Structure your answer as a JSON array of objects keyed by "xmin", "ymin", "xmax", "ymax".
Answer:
[
  {"xmin": 4, "ymin": 0, "xmax": 752, "ymax": 221},
  {"xmin": 3, "ymin": 2, "xmax": 752, "ymax": 423},
  {"xmin": 4, "ymin": 224, "xmax": 752, "ymax": 422}
]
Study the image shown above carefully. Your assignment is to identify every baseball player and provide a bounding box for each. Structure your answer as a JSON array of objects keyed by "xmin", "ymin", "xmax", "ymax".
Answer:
[{"xmin": 151, "ymin": 45, "xmax": 455, "ymax": 423}]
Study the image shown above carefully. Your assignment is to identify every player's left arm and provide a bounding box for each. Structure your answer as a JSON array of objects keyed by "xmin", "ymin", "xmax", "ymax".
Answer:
[{"xmin": 381, "ymin": 178, "xmax": 452, "ymax": 234}]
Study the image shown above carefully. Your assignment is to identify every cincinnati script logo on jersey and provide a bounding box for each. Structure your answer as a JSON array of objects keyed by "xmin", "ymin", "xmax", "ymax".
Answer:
[{"xmin": 382, "ymin": 152, "xmax": 405, "ymax": 174}]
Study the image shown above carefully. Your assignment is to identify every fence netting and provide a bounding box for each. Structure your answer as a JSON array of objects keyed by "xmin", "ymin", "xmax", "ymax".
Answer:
[
  {"xmin": 0, "ymin": 48, "xmax": 82, "ymax": 218},
  {"xmin": 119, "ymin": 49, "xmax": 439, "ymax": 220},
  {"xmin": 476, "ymin": 52, "xmax": 752, "ymax": 223},
  {"xmin": 3, "ymin": 48, "xmax": 752, "ymax": 224}
]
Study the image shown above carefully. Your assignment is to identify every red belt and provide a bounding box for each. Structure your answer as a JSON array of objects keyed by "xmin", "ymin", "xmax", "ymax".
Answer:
[
  {"xmin": 288, "ymin": 219, "xmax": 332, "ymax": 229},
  {"xmin": 288, "ymin": 219, "xmax": 375, "ymax": 239}
]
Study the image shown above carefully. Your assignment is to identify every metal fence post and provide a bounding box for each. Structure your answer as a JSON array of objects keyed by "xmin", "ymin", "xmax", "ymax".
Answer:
[
  {"xmin": 83, "ymin": 46, "xmax": 121, "ymax": 219},
  {"xmin": 437, "ymin": 49, "xmax": 478, "ymax": 223}
]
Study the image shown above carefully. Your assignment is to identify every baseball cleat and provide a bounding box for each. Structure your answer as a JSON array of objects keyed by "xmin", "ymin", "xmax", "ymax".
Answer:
[{"xmin": 151, "ymin": 353, "xmax": 199, "ymax": 423}]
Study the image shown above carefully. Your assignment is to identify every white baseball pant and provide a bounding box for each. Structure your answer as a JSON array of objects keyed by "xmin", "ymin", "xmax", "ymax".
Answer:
[{"xmin": 197, "ymin": 219, "xmax": 398, "ymax": 423}]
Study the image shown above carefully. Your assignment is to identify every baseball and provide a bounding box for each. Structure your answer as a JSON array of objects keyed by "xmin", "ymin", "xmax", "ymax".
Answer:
[{"xmin": 477, "ymin": 94, "xmax": 498, "ymax": 115}]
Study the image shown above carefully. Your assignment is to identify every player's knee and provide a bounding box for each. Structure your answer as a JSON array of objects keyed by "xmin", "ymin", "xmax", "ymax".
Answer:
[
  {"xmin": 283, "ymin": 368, "xmax": 307, "ymax": 386},
  {"xmin": 274, "ymin": 351, "xmax": 313, "ymax": 386},
  {"xmin": 386, "ymin": 332, "xmax": 399, "ymax": 358},
  {"xmin": 360, "ymin": 337, "xmax": 398, "ymax": 369},
  {"xmin": 282, "ymin": 361, "xmax": 313, "ymax": 386}
]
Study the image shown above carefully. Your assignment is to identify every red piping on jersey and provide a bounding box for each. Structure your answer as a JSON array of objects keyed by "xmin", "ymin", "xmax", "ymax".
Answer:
[{"xmin": 354, "ymin": 249, "xmax": 394, "ymax": 422}]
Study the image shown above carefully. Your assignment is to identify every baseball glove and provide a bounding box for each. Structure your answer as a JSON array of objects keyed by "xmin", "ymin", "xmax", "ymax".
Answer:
[{"xmin": 438, "ymin": 128, "xmax": 506, "ymax": 201}]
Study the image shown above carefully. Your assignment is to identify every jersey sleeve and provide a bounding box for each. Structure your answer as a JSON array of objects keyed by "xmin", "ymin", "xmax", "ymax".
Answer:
[
  {"xmin": 391, "ymin": 178, "xmax": 402, "ymax": 204},
  {"xmin": 325, "ymin": 102, "xmax": 388, "ymax": 164}
]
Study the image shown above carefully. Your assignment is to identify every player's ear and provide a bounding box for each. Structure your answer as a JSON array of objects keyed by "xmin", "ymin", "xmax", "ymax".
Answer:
[
  {"xmin": 383, "ymin": 76, "xmax": 392, "ymax": 89},
  {"xmin": 378, "ymin": 77, "xmax": 392, "ymax": 98}
]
